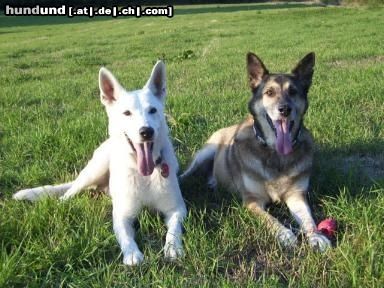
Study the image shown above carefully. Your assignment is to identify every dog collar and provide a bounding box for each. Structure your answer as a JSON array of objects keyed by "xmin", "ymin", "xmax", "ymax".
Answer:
[
  {"xmin": 252, "ymin": 114, "xmax": 275, "ymax": 146},
  {"xmin": 252, "ymin": 123, "xmax": 267, "ymax": 146},
  {"xmin": 292, "ymin": 127, "xmax": 302, "ymax": 148},
  {"xmin": 155, "ymin": 156, "xmax": 162, "ymax": 166}
]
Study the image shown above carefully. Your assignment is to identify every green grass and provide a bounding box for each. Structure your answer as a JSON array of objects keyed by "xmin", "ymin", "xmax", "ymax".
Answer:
[{"xmin": 1, "ymin": 3, "xmax": 383, "ymax": 287}]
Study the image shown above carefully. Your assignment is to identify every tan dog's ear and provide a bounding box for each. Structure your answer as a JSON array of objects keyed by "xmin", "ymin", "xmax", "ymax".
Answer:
[
  {"xmin": 99, "ymin": 67, "xmax": 122, "ymax": 105},
  {"xmin": 247, "ymin": 52, "xmax": 269, "ymax": 90},
  {"xmin": 292, "ymin": 52, "xmax": 315, "ymax": 94},
  {"xmin": 144, "ymin": 60, "xmax": 166, "ymax": 102}
]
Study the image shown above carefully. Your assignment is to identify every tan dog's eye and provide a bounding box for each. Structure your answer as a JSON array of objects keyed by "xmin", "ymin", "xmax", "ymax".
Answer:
[
  {"xmin": 265, "ymin": 89, "xmax": 274, "ymax": 97},
  {"xmin": 123, "ymin": 110, "xmax": 132, "ymax": 116}
]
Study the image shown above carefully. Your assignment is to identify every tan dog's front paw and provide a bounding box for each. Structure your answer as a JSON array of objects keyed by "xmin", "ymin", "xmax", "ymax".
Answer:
[
  {"xmin": 277, "ymin": 228, "xmax": 298, "ymax": 248},
  {"xmin": 308, "ymin": 232, "xmax": 331, "ymax": 252}
]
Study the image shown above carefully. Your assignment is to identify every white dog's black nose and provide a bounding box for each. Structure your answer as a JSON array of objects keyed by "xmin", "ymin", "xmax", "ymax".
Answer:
[
  {"xmin": 139, "ymin": 127, "xmax": 154, "ymax": 140},
  {"xmin": 278, "ymin": 105, "xmax": 292, "ymax": 117}
]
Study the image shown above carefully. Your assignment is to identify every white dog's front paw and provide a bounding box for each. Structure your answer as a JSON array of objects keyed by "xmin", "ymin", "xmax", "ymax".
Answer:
[
  {"xmin": 164, "ymin": 241, "xmax": 184, "ymax": 260},
  {"xmin": 308, "ymin": 232, "xmax": 331, "ymax": 252},
  {"xmin": 13, "ymin": 190, "xmax": 28, "ymax": 200},
  {"xmin": 123, "ymin": 249, "xmax": 144, "ymax": 266},
  {"xmin": 59, "ymin": 192, "xmax": 74, "ymax": 201},
  {"xmin": 276, "ymin": 228, "xmax": 298, "ymax": 248},
  {"xmin": 13, "ymin": 189, "xmax": 37, "ymax": 201}
]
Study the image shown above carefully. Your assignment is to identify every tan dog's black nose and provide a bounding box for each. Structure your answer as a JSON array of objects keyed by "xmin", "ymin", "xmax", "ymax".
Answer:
[
  {"xmin": 278, "ymin": 105, "xmax": 292, "ymax": 117},
  {"xmin": 139, "ymin": 127, "xmax": 154, "ymax": 140}
]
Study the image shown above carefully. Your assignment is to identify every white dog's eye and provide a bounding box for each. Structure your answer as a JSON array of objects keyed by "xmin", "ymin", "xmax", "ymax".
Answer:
[
  {"xmin": 123, "ymin": 110, "xmax": 132, "ymax": 116},
  {"xmin": 149, "ymin": 107, "xmax": 157, "ymax": 114}
]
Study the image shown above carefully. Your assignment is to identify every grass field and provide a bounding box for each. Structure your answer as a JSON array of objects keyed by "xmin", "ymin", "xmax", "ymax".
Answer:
[{"xmin": 1, "ymin": 3, "xmax": 383, "ymax": 287}]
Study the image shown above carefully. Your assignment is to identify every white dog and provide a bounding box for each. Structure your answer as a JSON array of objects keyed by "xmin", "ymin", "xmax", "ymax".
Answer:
[{"xmin": 13, "ymin": 61, "xmax": 187, "ymax": 266}]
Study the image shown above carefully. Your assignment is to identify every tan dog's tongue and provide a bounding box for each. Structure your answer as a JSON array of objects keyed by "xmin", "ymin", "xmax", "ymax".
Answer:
[
  {"xmin": 133, "ymin": 142, "xmax": 155, "ymax": 176},
  {"xmin": 275, "ymin": 119, "xmax": 293, "ymax": 155}
]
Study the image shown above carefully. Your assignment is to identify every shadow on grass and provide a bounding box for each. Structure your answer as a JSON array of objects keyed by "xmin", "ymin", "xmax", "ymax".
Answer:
[
  {"xmin": 312, "ymin": 139, "xmax": 384, "ymax": 198},
  {"xmin": 175, "ymin": 2, "xmax": 323, "ymax": 16}
]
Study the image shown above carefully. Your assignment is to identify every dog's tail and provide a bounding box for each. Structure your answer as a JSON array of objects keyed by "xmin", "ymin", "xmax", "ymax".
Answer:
[
  {"xmin": 179, "ymin": 144, "xmax": 217, "ymax": 181},
  {"xmin": 13, "ymin": 182, "xmax": 74, "ymax": 201}
]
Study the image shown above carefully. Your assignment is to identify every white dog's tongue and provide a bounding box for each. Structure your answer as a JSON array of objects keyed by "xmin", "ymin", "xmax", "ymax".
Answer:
[
  {"xmin": 133, "ymin": 142, "xmax": 155, "ymax": 176},
  {"xmin": 275, "ymin": 119, "xmax": 293, "ymax": 155}
]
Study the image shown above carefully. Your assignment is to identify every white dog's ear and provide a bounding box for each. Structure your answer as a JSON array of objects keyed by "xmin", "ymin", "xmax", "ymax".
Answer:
[
  {"xmin": 99, "ymin": 67, "xmax": 121, "ymax": 105},
  {"xmin": 144, "ymin": 61, "xmax": 166, "ymax": 101}
]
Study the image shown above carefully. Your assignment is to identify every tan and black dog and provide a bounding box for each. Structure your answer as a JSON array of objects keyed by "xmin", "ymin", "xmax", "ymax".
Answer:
[{"xmin": 181, "ymin": 52, "xmax": 331, "ymax": 251}]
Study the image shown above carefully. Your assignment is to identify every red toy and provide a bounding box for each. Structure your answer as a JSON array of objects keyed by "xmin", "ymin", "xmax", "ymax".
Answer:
[{"xmin": 317, "ymin": 218, "xmax": 337, "ymax": 238}]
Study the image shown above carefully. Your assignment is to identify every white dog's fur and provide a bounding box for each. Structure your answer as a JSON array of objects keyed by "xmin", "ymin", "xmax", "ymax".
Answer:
[{"xmin": 13, "ymin": 61, "xmax": 187, "ymax": 266}]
